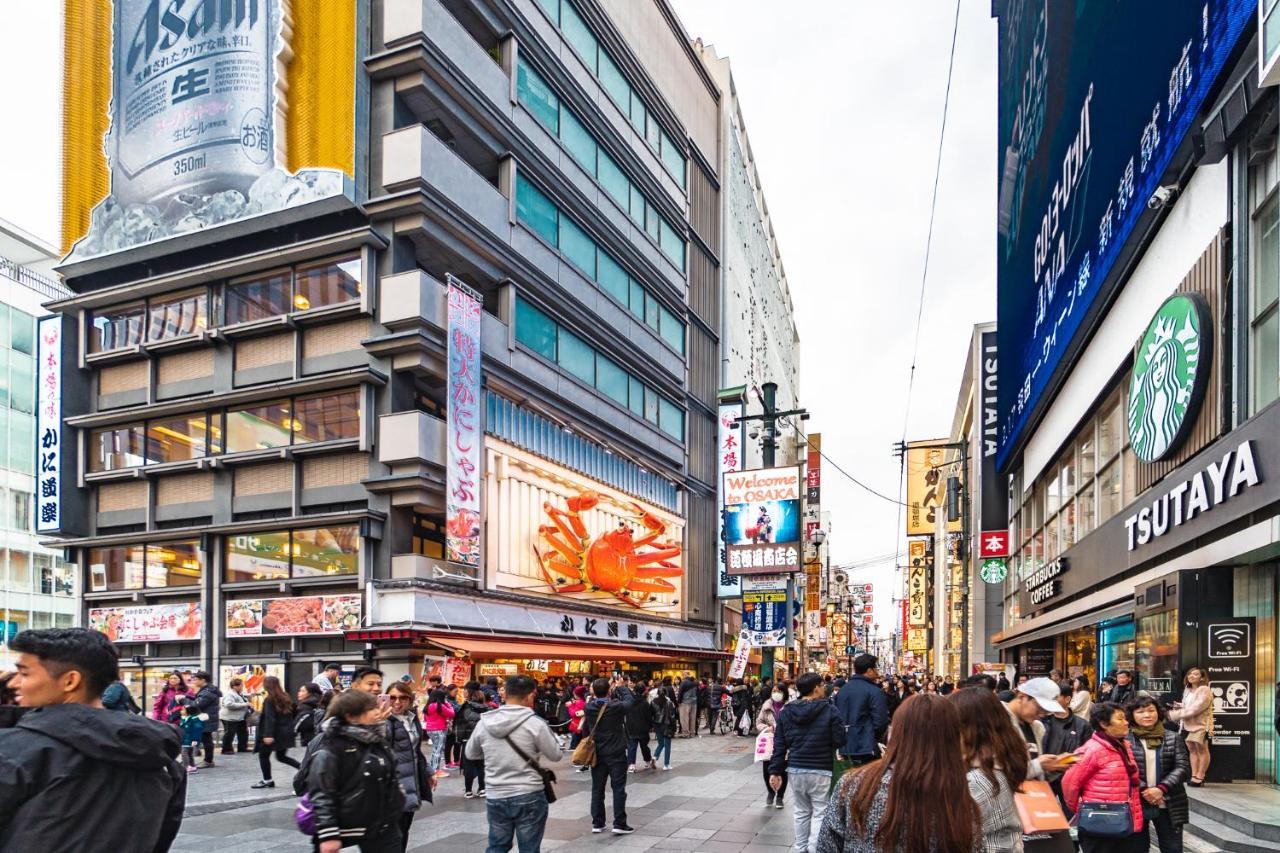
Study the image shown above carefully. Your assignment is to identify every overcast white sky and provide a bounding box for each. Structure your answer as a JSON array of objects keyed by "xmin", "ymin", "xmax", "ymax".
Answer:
[
  {"xmin": 672, "ymin": 1, "xmax": 998, "ymax": 629},
  {"xmin": 0, "ymin": 2, "xmax": 997, "ymax": 634}
]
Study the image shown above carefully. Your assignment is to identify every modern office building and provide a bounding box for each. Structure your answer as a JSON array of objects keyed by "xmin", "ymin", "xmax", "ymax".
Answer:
[
  {"xmin": 0, "ymin": 220, "xmax": 76, "ymax": 669},
  {"xmin": 51, "ymin": 0, "xmax": 734, "ymax": 707},
  {"xmin": 992, "ymin": 6, "xmax": 1277, "ymax": 783}
]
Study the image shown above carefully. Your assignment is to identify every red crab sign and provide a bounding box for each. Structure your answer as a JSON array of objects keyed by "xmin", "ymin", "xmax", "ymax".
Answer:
[{"xmin": 534, "ymin": 491, "xmax": 682, "ymax": 609}]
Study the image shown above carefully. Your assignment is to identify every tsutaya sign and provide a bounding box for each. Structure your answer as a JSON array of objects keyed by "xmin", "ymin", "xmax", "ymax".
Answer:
[{"xmin": 1124, "ymin": 440, "xmax": 1260, "ymax": 550}]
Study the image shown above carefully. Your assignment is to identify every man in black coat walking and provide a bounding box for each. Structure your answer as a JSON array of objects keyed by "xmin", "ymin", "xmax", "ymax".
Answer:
[
  {"xmin": 769, "ymin": 673, "xmax": 846, "ymax": 853},
  {"xmin": 0, "ymin": 628, "xmax": 186, "ymax": 852},
  {"xmin": 582, "ymin": 677, "xmax": 636, "ymax": 834},
  {"xmin": 189, "ymin": 670, "xmax": 221, "ymax": 768}
]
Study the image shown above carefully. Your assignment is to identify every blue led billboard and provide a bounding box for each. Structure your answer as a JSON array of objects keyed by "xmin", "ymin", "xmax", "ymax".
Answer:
[{"xmin": 995, "ymin": 0, "xmax": 1252, "ymax": 468}]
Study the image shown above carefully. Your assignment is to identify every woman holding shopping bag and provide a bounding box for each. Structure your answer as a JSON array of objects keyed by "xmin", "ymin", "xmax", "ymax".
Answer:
[{"xmin": 756, "ymin": 683, "xmax": 788, "ymax": 809}]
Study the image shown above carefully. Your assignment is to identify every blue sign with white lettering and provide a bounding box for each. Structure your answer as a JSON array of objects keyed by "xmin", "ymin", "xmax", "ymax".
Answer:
[{"xmin": 995, "ymin": 0, "xmax": 1252, "ymax": 468}]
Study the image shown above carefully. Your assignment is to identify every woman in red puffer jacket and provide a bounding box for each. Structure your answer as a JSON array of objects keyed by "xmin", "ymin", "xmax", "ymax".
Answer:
[{"xmin": 1062, "ymin": 701, "xmax": 1145, "ymax": 852}]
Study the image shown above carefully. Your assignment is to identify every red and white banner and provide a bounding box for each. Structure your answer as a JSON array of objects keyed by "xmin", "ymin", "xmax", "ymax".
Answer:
[
  {"xmin": 978, "ymin": 530, "xmax": 1010, "ymax": 558},
  {"xmin": 728, "ymin": 629, "xmax": 752, "ymax": 679},
  {"xmin": 446, "ymin": 275, "xmax": 482, "ymax": 566}
]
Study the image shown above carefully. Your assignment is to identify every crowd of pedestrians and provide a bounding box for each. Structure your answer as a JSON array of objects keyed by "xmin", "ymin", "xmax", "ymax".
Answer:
[{"xmin": 0, "ymin": 626, "xmax": 1232, "ymax": 853}]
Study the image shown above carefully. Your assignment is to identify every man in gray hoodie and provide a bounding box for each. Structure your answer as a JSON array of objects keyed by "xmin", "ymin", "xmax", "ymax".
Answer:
[{"xmin": 465, "ymin": 675, "xmax": 562, "ymax": 852}]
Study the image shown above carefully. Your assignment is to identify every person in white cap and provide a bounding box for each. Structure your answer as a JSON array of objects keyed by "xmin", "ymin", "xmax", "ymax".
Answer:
[{"xmin": 1003, "ymin": 677, "xmax": 1073, "ymax": 779}]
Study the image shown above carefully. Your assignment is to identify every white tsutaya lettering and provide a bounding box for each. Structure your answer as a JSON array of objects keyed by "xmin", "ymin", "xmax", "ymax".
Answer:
[
  {"xmin": 1125, "ymin": 516, "xmax": 1138, "ymax": 550},
  {"xmin": 1206, "ymin": 451, "xmax": 1233, "ymax": 506},
  {"xmin": 1167, "ymin": 480, "xmax": 1189, "ymax": 526},
  {"xmin": 1136, "ymin": 507, "xmax": 1152, "ymax": 545},
  {"xmin": 1186, "ymin": 472, "xmax": 1210, "ymax": 519},
  {"xmin": 1151, "ymin": 494, "xmax": 1169, "ymax": 537},
  {"xmin": 1228, "ymin": 440, "xmax": 1259, "ymax": 497}
]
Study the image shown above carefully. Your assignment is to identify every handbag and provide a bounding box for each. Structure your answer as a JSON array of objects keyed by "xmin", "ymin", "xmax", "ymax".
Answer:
[
  {"xmin": 1076, "ymin": 801, "xmax": 1132, "ymax": 838},
  {"xmin": 294, "ymin": 792, "xmax": 317, "ymax": 836},
  {"xmin": 503, "ymin": 718, "xmax": 558, "ymax": 803},
  {"xmin": 753, "ymin": 728, "xmax": 774, "ymax": 763},
  {"xmin": 571, "ymin": 702, "xmax": 613, "ymax": 768}
]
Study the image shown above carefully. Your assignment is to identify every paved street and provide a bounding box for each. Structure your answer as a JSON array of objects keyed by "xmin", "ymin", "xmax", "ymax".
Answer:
[{"xmin": 174, "ymin": 733, "xmax": 798, "ymax": 852}]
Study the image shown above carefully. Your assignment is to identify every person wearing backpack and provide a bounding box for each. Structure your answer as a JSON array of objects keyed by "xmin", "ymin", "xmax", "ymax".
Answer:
[
  {"xmin": 455, "ymin": 682, "xmax": 496, "ymax": 798},
  {"xmin": 465, "ymin": 675, "xmax": 562, "ymax": 852},
  {"xmin": 650, "ymin": 684, "xmax": 677, "ymax": 770},
  {"xmin": 304, "ymin": 689, "xmax": 406, "ymax": 853}
]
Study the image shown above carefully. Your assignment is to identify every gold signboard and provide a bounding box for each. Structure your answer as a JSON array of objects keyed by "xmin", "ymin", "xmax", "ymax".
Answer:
[
  {"xmin": 905, "ymin": 441, "xmax": 962, "ymax": 536},
  {"xmin": 907, "ymin": 627, "xmax": 929, "ymax": 651},
  {"xmin": 908, "ymin": 540, "xmax": 928, "ymax": 628}
]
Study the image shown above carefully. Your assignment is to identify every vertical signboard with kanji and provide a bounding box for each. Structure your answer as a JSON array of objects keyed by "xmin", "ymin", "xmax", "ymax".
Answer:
[
  {"xmin": 716, "ymin": 400, "xmax": 745, "ymax": 597},
  {"xmin": 446, "ymin": 275, "xmax": 482, "ymax": 567},
  {"xmin": 36, "ymin": 316, "xmax": 63, "ymax": 533}
]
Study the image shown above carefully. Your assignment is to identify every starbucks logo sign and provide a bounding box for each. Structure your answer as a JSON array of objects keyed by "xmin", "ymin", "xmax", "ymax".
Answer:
[{"xmin": 1126, "ymin": 294, "xmax": 1212, "ymax": 462}]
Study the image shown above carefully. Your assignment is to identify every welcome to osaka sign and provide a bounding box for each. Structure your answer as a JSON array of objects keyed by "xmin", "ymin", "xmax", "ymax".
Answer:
[{"xmin": 995, "ymin": 0, "xmax": 1251, "ymax": 468}]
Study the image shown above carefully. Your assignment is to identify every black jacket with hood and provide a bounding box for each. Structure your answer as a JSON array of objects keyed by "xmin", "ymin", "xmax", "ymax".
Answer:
[
  {"xmin": 191, "ymin": 684, "xmax": 221, "ymax": 729},
  {"xmin": 306, "ymin": 719, "xmax": 406, "ymax": 846},
  {"xmin": 0, "ymin": 703, "xmax": 186, "ymax": 853},
  {"xmin": 767, "ymin": 697, "xmax": 846, "ymax": 776}
]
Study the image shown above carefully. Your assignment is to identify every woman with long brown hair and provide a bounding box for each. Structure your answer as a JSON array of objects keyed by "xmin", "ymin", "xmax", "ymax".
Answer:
[
  {"xmin": 1167, "ymin": 666, "xmax": 1212, "ymax": 786},
  {"xmin": 251, "ymin": 674, "xmax": 299, "ymax": 789},
  {"xmin": 816, "ymin": 693, "xmax": 980, "ymax": 852},
  {"xmin": 951, "ymin": 686, "xmax": 1027, "ymax": 853}
]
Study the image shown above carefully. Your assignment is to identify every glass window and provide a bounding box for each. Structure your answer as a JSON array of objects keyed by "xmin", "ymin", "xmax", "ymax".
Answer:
[
  {"xmin": 90, "ymin": 424, "xmax": 146, "ymax": 471},
  {"xmin": 147, "ymin": 288, "xmax": 207, "ymax": 341},
  {"xmin": 10, "ymin": 415, "xmax": 31, "ymax": 474},
  {"xmin": 660, "ymin": 130, "xmax": 686, "ymax": 185},
  {"xmin": 535, "ymin": 0, "xmax": 559, "ymax": 24},
  {"xmin": 559, "ymin": 108, "xmax": 597, "ymax": 174},
  {"xmin": 88, "ymin": 544, "xmax": 146, "ymax": 591},
  {"xmin": 644, "ymin": 292, "xmax": 659, "ymax": 329},
  {"xmin": 1253, "ymin": 192, "xmax": 1280, "ymax": 412},
  {"xmin": 295, "ymin": 255, "xmax": 361, "ymax": 312},
  {"xmin": 11, "ymin": 491, "xmax": 30, "ymax": 532},
  {"xmin": 225, "ymin": 400, "xmax": 292, "ymax": 452},
  {"xmin": 644, "ymin": 204, "xmax": 660, "ymax": 241},
  {"xmin": 598, "ymin": 152, "xmax": 629, "ymax": 209},
  {"xmin": 294, "ymin": 391, "xmax": 360, "ymax": 443},
  {"xmin": 293, "ymin": 526, "xmax": 360, "ymax": 577},
  {"xmin": 1078, "ymin": 432, "xmax": 1096, "ymax": 482},
  {"xmin": 628, "ymin": 376, "xmax": 644, "ymax": 417},
  {"xmin": 1076, "ymin": 482, "xmax": 1096, "ymax": 540},
  {"xmin": 516, "ymin": 61, "xmax": 559, "ymax": 134},
  {"xmin": 1043, "ymin": 513, "xmax": 1058, "ymax": 560},
  {"xmin": 559, "ymin": 216, "xmax": 596, "ymax": 277},
  {"xmin": 1061, "ymin": 499, "xmax": 1076, "ymax": 550},
  {"xmin": 146, "ymin": 414, "xmax": 208, "ymax": 464},
  {"xmin": 0, "ymin": 356, "xmax": 9, "ymax": 407},
  {"xmin": 146, "ymin": 540, "xmax": 202, "ymax": 587},
  {"xmin": 598, "ymin": 51, "xmax": 630, "ymax": 111},
  {"xmin": 596, "ymin": 354, "xmax": 629, "ymax": 406},
  {"xmin": 515, "ymin": 175, "xmax": 559, "ymax": 246},
  {"xmin": 628, "ymin": 184, "xmax": 645, "ymax": 225},
  {"xmin": 643, "ymin": 386, "xmax": 659, "ymax": 423},
  {"xmin": 1097, "ymin": 460, "xmax": 1122, "ymax": 522},
  {"xmin": 6, "ymin": 551, "xmax": 30, "ymax": 591},
  {"xmin": 659, "ymin": 218, "xmax": 685, "ymax": 267},
  {"xmin": 9, "ymin": 309, "xmax": 34, "ymax": 355},
  {"xmin": 560, "ymin": 2, "xmax": 597, "ymax": 73},
  {"xmin": 1098, "ymin": 400, "xmax": 1122, "ymax": 462},
  {"xmin": 645, "ymin": 113, "xmax": 661, "ymax": 149},
  {"xmin": 659, "ymin": 306, "xmax": 684, "ymax": 353},
  {"xmin": 91, "ymin": 302, "xmax": 145, "ymax": 352},
  {"xmin": 629, "ymin": 279, "xmax": 645, "ymax": 317},
  {"xmin": 9, "ymin": 353, "xmax": 33, "ymax": 414},
  {"xmin": 514, "ymin": 297, "xmax": 557, "ymax": 361},
  {"xmin": 0, "ymin": 306, "xmax": 10, "ymax": 352},
  {"xmin": 557, "ymin": 327, "xmax": 594, "ymax": 385},
  {"xmin": 226, "ymin": 271, "xmax": 291, "ymax": 325},
  {"xmin": 629, "ymin": 95, "xmax": 646, "ymax": 136},
  {"xmin": 1254, "ymin": 310, "xmax": 1280, "ymax": 411},
  {"xmin": 224, "ymin": 530, "xmax": 290, "ymax": 582},
  {"xmin": 658, "ymin": 396, "xmax": 683, "ymax": 439},
  {"xmin": 1059, "ymin": 450, "xmax": 1076, "ymax": 500},
  {"xmin": 596, "ymin": 250, "xmax": 629, "ymax": 305}
]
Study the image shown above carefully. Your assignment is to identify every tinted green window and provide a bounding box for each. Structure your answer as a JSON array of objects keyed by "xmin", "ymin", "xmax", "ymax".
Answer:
[
  {"xmin": 645, "ymin": 206, "xmax": 660, "ymax": 240},
  {"xmin": 0, "ymin": 352, "xmax": 9, "ymax": 406},
  {"xmin": 559, "ymin": 108, "xmax": 597, "ymax": 174},
  {"xmin": 559, "ymin": 217, "xmax": 596, "ymax": 278},
  {"xmin": 561, "ymin": 2, "xmax": 597, "ymax": 73},
  {"xmin": 644, "ymin": 293, "xmax": 660, "ymax": 329},
  {"xmin": 514, "ymin": 298, "xmax": 557, "ymax": 361},
  {"xmin": 660, "ymin": 130, "xmax": 686, "ymax": 185},
  {"xmin": 9, "ymin": 353, "xmax": 33, "ymax": 414},
  {"xmin": 11, "ymin": 414, "xmax": 32, "ymax": 473},
  {"xmin": 629, "ymin": 280, "xmax": 646, "ymax": 317},
  {"xmin": 597, "ymin": 251, "xmax": 629, "ymax": 305},
  {"xmin": 629, "ymin": 97, "xmax": 646, "ymax": 135},
  {"xmin": 598, "ymin": 152, "xmax": 629, "ymax": 209},
  {"xmin": 659, "ymin": 307, "xmax": 684, "ymax": 353},
  {"xmin": 658, "ymin": 397, "xmax": 683, "ymax": 440},
  {"xmin": 516, "ymin": 175, "xmax": 558, "ymax": 245},
  {"xmin": 628, "ymin": 377, "xmax": 645, "ymax": 416},
  {"xmin": 598, "ymin": 51, "xmax": 630, "ymax": 110},
  {"xmin": 536, "ymin": 0, "xmax": 559, "ymax": 24},
  {"xmin": 643, "ymin": 387, "xmax": 659, "ymax": 423},
  {"xmin": 558, "ymin": 327, "xmax": 595, "ymax": 385},
  {"xmin": 596, "ymin": 354, "xmax": 629, "ymax": 406},
  {"xmin": 645, "ymin": 114, "xmax": 661, "ymax": 149},
  {"xmin": 628, "ymin": 185, "xmax": 645, "ymax": 225},
  {"xmin": 517, "ymin": 61, "xmax": 559, "ymax": 134},
  {"xmin": 659, "ymin": 219, "xmax": 685, "ymax": 268},
  {"xmin": 10, "ymin": 310, "xmax": 33, "ymax": 355}
]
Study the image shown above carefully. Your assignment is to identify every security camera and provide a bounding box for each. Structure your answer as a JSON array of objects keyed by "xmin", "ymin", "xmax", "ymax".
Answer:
[
  {"xmin": 748, "ymin": 426, "xmax": 760, "ymax": 440},
  {"xmin": 1147, "ymin": 185, "xmax": 1178, "ymax": 210}
]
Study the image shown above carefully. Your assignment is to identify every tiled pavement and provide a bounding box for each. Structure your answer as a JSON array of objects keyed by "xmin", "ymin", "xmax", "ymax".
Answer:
[{"xmin": 173, "ymin": 733, "xmax": 799, "ymax": 852}]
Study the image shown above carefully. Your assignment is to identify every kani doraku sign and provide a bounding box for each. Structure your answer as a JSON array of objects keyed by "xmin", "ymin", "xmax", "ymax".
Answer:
[{"xmin": 1125, "ymin": 440, "xmax": 1260, "ymax": 550}]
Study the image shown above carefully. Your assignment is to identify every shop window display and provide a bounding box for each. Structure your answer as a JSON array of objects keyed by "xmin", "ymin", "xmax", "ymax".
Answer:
[
  {"xmin": 1136, "ymin": 609, "xmax": 1180, "ymax": 696},
  {"xmin": 89, "ymin": 541, "xmax": 201, "ymax": 591},
  {"xmin": 1098, "ymin": 619, "xmax": 1136, "ymax": 681},
  {"xmin": 224, "ymin": 526, "xmax": 360, "ymax": 583}
]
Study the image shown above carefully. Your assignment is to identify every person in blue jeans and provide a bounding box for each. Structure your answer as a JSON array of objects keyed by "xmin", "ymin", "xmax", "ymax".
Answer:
[{"xmin": 465, "ymin": 675, "xmax": 563, "ymax": 853}]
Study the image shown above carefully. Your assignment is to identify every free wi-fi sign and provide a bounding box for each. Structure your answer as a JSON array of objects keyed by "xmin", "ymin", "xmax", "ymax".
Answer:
[{"xmin": 1207, "ymin": 623, "xmax": 1251, "ymax": 659}]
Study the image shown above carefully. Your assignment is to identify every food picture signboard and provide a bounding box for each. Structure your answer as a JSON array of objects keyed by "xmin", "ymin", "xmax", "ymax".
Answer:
[
  {"xmin": 89, "ymin": 602, "xmax": 203, "ymax": 642},
  {"xmin": 723, "ymin": 466, "xmax": 803, "ymax": 576},
  {"xmin": 226, "ymin": 594, "xmax": 361, "ymax": 637},
  {"xmin": 484, "ymin": 439, "xmax": 684, "ymax": 617},
  {"xmin": 61, "ymin": 0, "xmax": 358, "ymax": 261}
]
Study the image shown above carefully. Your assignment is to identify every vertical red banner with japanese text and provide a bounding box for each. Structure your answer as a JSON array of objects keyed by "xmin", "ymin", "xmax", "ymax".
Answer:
[
  {"xmin": 716, "ymin": 400, "xmax": 745, "ymax": 598},
  {"xmin": 446, "ymin": 276, "xmax": 482, "ymax": 566}
]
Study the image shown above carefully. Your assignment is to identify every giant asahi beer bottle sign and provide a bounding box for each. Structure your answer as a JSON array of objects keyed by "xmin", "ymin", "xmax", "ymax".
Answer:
[{"xmin": 68, "ymin": 0, "xmax": 346, "ymax": 260}]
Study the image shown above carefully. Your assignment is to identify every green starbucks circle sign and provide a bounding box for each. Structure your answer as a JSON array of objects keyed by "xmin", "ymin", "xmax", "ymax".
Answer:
[
  {"xmin": 1126, "ymin": 293, "xmax": 1212, "ymax": 463},
  {"xmin": 980, "ymin": 558, "xmax": 1008, "ymax": 584}
]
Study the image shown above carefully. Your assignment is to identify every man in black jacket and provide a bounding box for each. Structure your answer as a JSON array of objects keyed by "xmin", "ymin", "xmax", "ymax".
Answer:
[
  {"xmin": 582, "ymin": 677, "xmax": 636, "ymax": 834},
  {"xmin": 1111, "ymin": 669, "xmax": 1138, "ymax": 705},
  {"xmin": 189, "ymin": 670, "xmax": 221, "ymax": 768},
  {"xmin": 676, "ymin": 676, "xmax": 698, "ymax": 737},
  {"xmin": 0, "ymin": 628, "xmax": 186, "ymax": 852},
  {"xmin": 624, "ymin": 677, "xmax": 655, "ymax": 771},
  {"xmin": 768, "ymin": 673, "xmax": 846, "ymax": 853}
]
